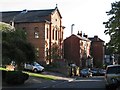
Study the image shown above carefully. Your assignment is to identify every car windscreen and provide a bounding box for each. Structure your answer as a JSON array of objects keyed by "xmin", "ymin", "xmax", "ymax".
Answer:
[{"xmin": 107, "ymin": 66, "xmax": 120, "ymax": 74}]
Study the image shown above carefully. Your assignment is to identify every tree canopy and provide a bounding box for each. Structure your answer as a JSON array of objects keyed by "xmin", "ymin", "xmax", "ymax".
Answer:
[
  {"xmin": 1, "ymin": 22, "xmax": 36, "ymax": 69},
  {"xmin": 103, "ymin": 1, "xmax": 120, "ymax": 54}
]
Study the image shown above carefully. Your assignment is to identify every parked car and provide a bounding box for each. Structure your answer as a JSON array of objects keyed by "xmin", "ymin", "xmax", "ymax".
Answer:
[
  {"xmin": 24, "ymin": 62, "xmax": 44, "ymax": 73},
  {"xmin": 99, "ymin": 69, "xmax": 106, "ymax": 76},
  {"xmin": 80, "ymin": 68, "xmax": 92, "ymax": 77},
  {"xmin": 105, "ymin": 65, "xmax": 120, "ymax": 87},
  {"xmin": 91, "ymin": 68, "xmax": 99, "ymax": 76},
  {"xmin": 91, "ymin": 68, "xmax": 106, "ymax": 76}
]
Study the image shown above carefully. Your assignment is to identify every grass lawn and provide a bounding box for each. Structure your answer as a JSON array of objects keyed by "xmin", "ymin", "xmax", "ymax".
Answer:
[
  {"xmin": 0, "ymin": 67, "xmax": 57, "ymax": 80},
  {"xmin": 23, "ymin": 71, "xmax": 57, "ymax": 80}
]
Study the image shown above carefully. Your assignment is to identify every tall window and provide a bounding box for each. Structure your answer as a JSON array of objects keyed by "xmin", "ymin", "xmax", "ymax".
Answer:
[
  {"xmin": 36, "ymin": 48, "xmax": 39, "ymax": 57},
  {"xmin": 34, "ymin": 27, "xmax": 39, "ymax": 38},
  {"xmin": 46, "ymin": 48, "xmax": 49, "ymax": 58},
  {"xmin": 55, "ymin": 30, "xmax": 57, "ymax": 40},
  {"xmin": 47, "ymin": 28, "xmax": 49, "ymax": 39},
  {"xmin": 22, "ymin": 27, "xmax": 27, "ymax": 35},
  {"xmin": 52, "ymin": 29, "xmax": 54, "ymax": 40}
]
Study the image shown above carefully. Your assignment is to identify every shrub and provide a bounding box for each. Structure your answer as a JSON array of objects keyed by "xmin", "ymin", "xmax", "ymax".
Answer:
[
  {"xmin": 2, "ymin": 70, "xmax": 7, "ymax": 81},
  {"xmin": 5, "ymin": 71, "xmax": 29, "ymax": 85}
]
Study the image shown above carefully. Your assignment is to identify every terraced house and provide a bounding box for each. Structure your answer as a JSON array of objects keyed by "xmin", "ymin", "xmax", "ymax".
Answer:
[
  {"xmin": 64, "ymin": 32, "xmax": 92, "ymax": 68},
  {"xmin": 2, "ymin": 6, "xmax": 65, "ymax": 65}
]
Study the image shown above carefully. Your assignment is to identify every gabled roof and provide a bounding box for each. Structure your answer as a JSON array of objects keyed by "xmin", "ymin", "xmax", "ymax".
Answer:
[
  {"xmin": 65, "ymin": 34, "xmax": 91, "ymax": 42},
  {"xmin": 52, "ymin": 7, "xmax": 62, "ymax": 18},
  {"xmin": 1, "ymin": 7, "xmax": 62, "ymax": 23}
]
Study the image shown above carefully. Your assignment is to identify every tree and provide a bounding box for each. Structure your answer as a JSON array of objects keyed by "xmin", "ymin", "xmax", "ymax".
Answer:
[
  {"xmin": 103, "ymin": 1, "xmax": 120, "ymax": 63},
  {"xmin": 45, "ymin": 43, "xmax": 62, "ymax": 64},
  {"xmin": 1, "ymin": 22, "xmax": 36, "ymax": 69},
  {"xmin": 51, "ymin": 43, "xmax": 61, "ymax": 60}
]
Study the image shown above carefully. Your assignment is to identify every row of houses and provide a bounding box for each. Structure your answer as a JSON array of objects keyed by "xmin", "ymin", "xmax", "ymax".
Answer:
[
  {"xmin": 64, "ymin": 33, "xmax": 105, "ymax": 68},
  {"xmin": 1, "ymin": 6, "xmax": 105, "ymax": 68}
]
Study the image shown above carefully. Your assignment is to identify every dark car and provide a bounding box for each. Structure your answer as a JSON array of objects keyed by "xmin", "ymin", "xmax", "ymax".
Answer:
[
  {"xmin": 91, "ymin": 68, "xmax": 106, "ymax": 76},
  {"xmin": 91, "ymin": 68, "xmax": 100, "ymax": 76},
  {"xmin": 80, "ymin": 68, "xmax": 92, "ymax": 77},
  {"xmin": 99, "ymin": 69, "xmax": 106, "ymax": 76}
]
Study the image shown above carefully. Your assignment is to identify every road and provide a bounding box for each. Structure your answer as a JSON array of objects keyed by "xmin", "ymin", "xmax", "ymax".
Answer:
[
  {"xmin": 48, "ymin": 76, "xmax": 106, "ymax": 89},
  {"xmin": 2, "ymin": 73, "xmax": 120, "ymax": 90}
]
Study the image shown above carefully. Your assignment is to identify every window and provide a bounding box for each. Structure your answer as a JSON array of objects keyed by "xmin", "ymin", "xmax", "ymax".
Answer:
[
  {"xmin": 52, "ymin": 29, "xmax": 54, "ymax": 40},
  {"xmin": 22, "ymin": 27, "xmax": 27, "ymax": 35},
  {"xmin": 34, "ymin": 27, "xmax": 39, "ymax": 38},
  {"xmin": 34, "ymin": 27, "xmax": 39, "ymax": 31},
  {"xmin": 36, "ymin": 48, "xmax": 39, "ymax": 57},
  {"xmin": 34, "ymin": 31, "xmax": 39, "ymax": 38},
  {"xmin": 47, "ymin": 28, "xmax": 49, "ymax": 39},
  {"xmin": 107, "ymin": 66, "xmax": 120, "ymax": 74},
  {"xmin": 46, "ymin": 48, "xmax": 49, "ymax": 56},
  {"xmin": 55, "ymin": 30, "xmax": 57, "ymax": 40}
]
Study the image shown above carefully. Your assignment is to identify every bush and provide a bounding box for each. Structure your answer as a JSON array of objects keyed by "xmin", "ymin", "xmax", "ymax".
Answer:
[
  {"xmin": 5, "ymin": 71, "xmax": 29, "ymax": 85},
  {"xmin": 2, "ymin": 70, "xmax": 7, "ymax": 81}
]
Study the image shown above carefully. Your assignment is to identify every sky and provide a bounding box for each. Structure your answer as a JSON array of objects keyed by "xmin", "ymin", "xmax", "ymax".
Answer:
[{"xmin": 0, "ymin": 0, "xmax": 119, "ymax": 43}]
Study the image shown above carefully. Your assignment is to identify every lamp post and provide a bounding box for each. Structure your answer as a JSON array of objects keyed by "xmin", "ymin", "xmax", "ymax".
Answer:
[{"xmin": 71, "ymin": 24, "xmax": 75, "ymax": 35}]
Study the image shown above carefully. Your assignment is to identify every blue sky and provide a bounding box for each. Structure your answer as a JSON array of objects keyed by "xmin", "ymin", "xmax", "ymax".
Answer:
[{"xmin": 0, "ymin": 0, "xmax": 119, "ymax": 43}]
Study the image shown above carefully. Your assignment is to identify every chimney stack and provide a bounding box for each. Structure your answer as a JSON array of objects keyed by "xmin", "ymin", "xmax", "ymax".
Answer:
[
  {"xmin": 77, "ymin": 31, "xmax": 82, "ymax": 37},
  {"xmin": 83, "ymin": 33, "xmax": 88, "ymax": 38},
  {"xmin": 94, "ymin": 35, "xmax": 98, "ymax": 40}
]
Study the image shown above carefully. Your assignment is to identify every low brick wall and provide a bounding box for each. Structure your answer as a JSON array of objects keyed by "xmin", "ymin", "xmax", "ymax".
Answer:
[{"xmin": 47, "ymin": 59, "xmax": 80, "ymax": 76}]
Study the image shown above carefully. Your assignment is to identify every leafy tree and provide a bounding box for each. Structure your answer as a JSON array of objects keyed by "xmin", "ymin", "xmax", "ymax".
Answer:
[
  {"xmin": 1, "ymin": 22, "xmax": 36, "ymax": 69},
  {"xmin": 51, "ymin": 43, "xmax": 62, "ymax": 60},
  {"xmin": 46, "ymin": 43, "xmax": 62, "ymax": 64},
  {"xmin": 103, "ymin": 1, "xmax": 120, "ymax": 63}
]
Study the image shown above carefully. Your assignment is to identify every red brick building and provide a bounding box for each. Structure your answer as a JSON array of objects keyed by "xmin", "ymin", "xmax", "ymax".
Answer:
[
  {"xmin": 64, "ymin": 33, "xmax": 91, "ymax": 68},
  {"xmin": 2, "ymin": 7, "xmax": 65, "ymax": 64},
  {"xmin": 89, "ymin": 36, "xmax": 105, "ymax": 68}
]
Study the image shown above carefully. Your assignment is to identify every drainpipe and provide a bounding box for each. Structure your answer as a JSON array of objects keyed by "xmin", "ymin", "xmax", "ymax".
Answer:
[
  {"xmin": 60, "ymin": 19, "xmax": 62, "ymax": 58},
  {"xmin": 49, "ymin": 22, "xmax": 52, "ymax": 64}
]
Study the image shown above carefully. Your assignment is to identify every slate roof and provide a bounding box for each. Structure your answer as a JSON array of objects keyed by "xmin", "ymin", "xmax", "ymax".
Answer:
[{"xmin": 1, "ymin": 7, "xmax": 61, "ymax": 23}]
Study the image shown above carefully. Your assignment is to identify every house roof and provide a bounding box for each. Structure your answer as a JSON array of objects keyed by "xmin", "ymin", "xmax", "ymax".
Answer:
[
  {"xmin": 88, "ymin": 37, "xmax": 105, "ymax": 42},
  {"xmin": 1, "ymin": 7, "xmax": 62, "ymax": 23},
  {"xmin": 65, "ymin": 34, "xmax": 91, "ymax": 42}
]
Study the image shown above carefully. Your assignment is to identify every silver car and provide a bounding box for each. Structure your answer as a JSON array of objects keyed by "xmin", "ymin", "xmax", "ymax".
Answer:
[
  {"xmin": 105, "ymin": 65, "xmax": 120, "ymax": 86},
  {"xmin": 24, "ymin": 62, "xmax": 44, "ymax": 73}
]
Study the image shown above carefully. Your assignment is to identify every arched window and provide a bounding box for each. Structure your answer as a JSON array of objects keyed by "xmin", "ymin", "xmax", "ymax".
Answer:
[
  {"xmin": 34, "ymin": 27, "xmax": 39, "ymax": 38},
  {"xmin": 46, "ymin": 28, "xmax": 49, "ymax": 39},
  {"xmin": 55, "ymin": 30, "xmax": 57, "ymax": 40},
  {"xmin": 22, "ymin": 27, "xmax": 27, "ymax": 35},
  {"xmin": 52, "ymin": 29, "xmax": 54, "ymax": 40}
]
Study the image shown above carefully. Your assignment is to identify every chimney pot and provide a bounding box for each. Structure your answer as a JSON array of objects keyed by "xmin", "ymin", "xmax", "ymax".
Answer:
[
  {"xmin": 77, "ymin": 31, "xmax": 82, "ymax": 37},
  {"xmin": 83, "ymin": 33, "xmax": 88, "ymax": 38},
  {"xmin": 79, "ymin": 31, "xmax": 82, "ymax": 37}
]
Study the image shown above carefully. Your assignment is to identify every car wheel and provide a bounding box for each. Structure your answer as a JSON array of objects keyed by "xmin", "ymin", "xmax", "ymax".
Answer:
[
  {"xmin": 33, "ymin": 69, "xmax": 38, "ymax": 73},
  {"xmin": 111, "ymin": 78, "xmax": 118, "ymax": 84}
]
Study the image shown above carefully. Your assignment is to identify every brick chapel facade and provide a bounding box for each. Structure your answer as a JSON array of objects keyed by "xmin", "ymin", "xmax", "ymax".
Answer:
[{"xmin": 2, "ymin": 7, "xmax": 65, "ymax": 64}]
